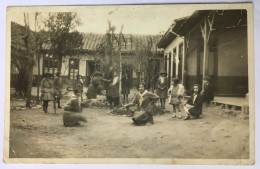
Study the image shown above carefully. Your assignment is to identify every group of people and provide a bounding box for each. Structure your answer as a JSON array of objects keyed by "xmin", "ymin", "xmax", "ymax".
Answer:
[
  {"xmin": 40, "ymin": 68, "xmax": 214, "ymax": 126},
  {"xmin": 156, "ymin": 71, "xmax": 214, "ymax": 120},
  {"xmin": 40, "ymin": 72, "xmax": 84, "ymax": 114},
  {"xmin": 40, "ymin": 72, "xmax": 63, "ymax": 113},
  {"xmin": 86, "ymin": 66, "xmax": 131, "ymax": 109}
]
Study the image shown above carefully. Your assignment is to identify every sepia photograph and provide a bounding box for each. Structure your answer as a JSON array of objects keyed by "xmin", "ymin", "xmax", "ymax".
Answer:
[{"xmin": 3, "ymin": 3, "xmax": 254, "ymax": 165}]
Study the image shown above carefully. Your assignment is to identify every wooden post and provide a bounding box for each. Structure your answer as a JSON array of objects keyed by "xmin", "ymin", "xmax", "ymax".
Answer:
[
  {"xmin": 200, "ymin": 18, "xmax": 209, "ymax": 90},
  {"xmin": 175, "ymin": 48, "xmax": 179, "ymax": 78},
  {"xmin": 170, "ymin": 50, "xmax": 174, "ymax": 83},
  {"xmin": 118, "ymin": 25, "xmax": 124, "ymax": 102},
  {"xmin": 183, "ymin": 36, "xmax": 188, "ymax": 87},
  {"xmin": 200, "ymin": 12, "xmax": 215, "ymax": 90},
  {"xmin": 202, "ymin": 18, "xmax": 208, "ymax": 86}
]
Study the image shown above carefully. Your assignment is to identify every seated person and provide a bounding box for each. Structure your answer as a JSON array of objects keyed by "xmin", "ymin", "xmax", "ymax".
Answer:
[
  {"xmin": 184, "ymin": 84, "xmax": 203, "ymax": 120},
  {"xmin": 123, "ymin": 82, "xmax": 159, "ymax": 125}
]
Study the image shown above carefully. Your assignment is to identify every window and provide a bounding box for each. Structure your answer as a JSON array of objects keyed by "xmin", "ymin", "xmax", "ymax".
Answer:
[
  {"xmin": 69, "ymin": 58, "xmax": 79, "ymax": 80},
  {"xmin": 43, "ymin": 54, "xmax": 59, "ymax": 75}
]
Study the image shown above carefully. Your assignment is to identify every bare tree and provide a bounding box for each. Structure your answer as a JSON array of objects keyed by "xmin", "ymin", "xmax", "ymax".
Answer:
[{"xmin": 131, "ymin": 37, "xmax": 157, "ymax": 87}]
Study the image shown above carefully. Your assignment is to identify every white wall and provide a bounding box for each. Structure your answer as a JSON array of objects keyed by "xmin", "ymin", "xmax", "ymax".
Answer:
[
  {"xmin": 32, "ymin": 56, "xmax": 43, "ymax": 75},
  {"xmin": 164, "ymin": 36, "xmax": 184, "ymax": 83},
  {"xmin": 61, "ymin": 54, "xmax": 93, "ymax": 77},
  {"xmin": 164, "ymin": 36, "xmax": 184, "ymax": 54},
  {"xmin": 60, "ymin": 56, "xmax": 69, "ymax": 76}
]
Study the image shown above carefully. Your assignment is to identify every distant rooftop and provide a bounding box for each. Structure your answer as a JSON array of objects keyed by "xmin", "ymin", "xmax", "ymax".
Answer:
[{"xmin": 11, "ymin": 21, "xmax": 163, "ymax": 54}]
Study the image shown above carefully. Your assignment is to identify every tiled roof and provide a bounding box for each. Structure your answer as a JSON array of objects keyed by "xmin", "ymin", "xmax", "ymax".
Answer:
[
  {"xmin": 82, "ymin": 33, "xmax": 104, "ymax": 51},
  {"xmin": 81, "ymin": 32, "xmax": 162, "ymax": 52},
  {"xmin": 11, "ymin": 21, "xmax": 162, "ymax": 53}
]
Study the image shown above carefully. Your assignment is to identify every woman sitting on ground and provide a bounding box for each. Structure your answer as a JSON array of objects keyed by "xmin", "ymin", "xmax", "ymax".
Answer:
[
  {"xmin": 123, "ymin": 83, "xmax": 159, "ymax": 125},
  {"xmin": 184, "ymin": 84, "xmax": 203, "ymax": 120}
]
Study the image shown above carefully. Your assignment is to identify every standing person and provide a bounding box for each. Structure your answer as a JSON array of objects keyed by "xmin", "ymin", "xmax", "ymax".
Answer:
[
  {"xmin": 110, "ymin": 71, "xmax": 120, "ymax": 108},
  {"xmin": 183, "ymin": 84, "xmax": 203, "ymax": 120},
  {"xmin": 201, "ymin": 76, "xmax": 214, "ymax": 106},
  {"xmin": 103, "ymin": 66, "xmax": 114, "ymax": 108},
  {"xmin": 102, "ymin": 71, "xmax": 120, "ymax": 108},
  {"xmin": 40, "ymin": 73, "xmax": 53, "ymax": 114},
  {"xmin": 156, "ymin": 71, "xmax": 168, "ymax": 109},
  {"xmin": 86, "ymin": 71, "xmax": 103, "ymax": 99},
  {"xmin": 124, "ymin": 82, "xmax": 159, "ymax": 125},
  {"xmin": 121, "ymin": 72, "xmax": 130, "ymax": 103},
  {"xmin": 168, "ymin": 78, "xmax": 185, "ymax": 119},
  {"xmin": 75, "ymin": 75, "xmax": 84, "ymax": 101},
  {"xmin": 53, "ymin": 72, "xmax": 63, "ymax": 108}
]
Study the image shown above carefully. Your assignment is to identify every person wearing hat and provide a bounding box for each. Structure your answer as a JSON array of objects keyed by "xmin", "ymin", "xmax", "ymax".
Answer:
[
  {"xmin": 53, "ymin": 72, "xmax": 63, "ymax": 108},
  {"xmin": 201, "ymin": 76, "xmax": 214, "ymax": 106},
  {"xmin": 40, "ymin": 73, "xmax": 54, "ymax": 113},
  {"xmin": 156, "ymin": 70, "xmax": 168, "ymax": 109},
  {"xmin": 86, "ymin": 71, "xmax": 103, "ymax": 99}
]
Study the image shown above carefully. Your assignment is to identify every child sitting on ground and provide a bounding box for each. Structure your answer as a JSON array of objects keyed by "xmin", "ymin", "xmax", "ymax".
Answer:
[{"xmin": 168, "ymin": 78, "xmax": 185, "ymax": 119}]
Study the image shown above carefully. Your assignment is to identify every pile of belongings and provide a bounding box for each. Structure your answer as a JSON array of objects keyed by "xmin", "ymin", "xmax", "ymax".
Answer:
[
  {"xmin": 109, "ymin": 105, "xmax": 170, "ymax": 116},
  {"xmin": 82, "ymin": 95, "xmax": 108, "ymax": 108}
]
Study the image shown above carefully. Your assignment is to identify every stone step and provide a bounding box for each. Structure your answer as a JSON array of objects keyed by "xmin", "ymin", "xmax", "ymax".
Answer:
[{"xmin": 211, "ymin": 101, "xmax": 249, "ymax": 115}]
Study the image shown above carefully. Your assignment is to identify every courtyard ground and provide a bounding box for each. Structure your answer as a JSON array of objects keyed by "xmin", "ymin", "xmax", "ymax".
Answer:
[{"xmin": 8, "ymin": 97, "xmax": 250, "ymax": 159}]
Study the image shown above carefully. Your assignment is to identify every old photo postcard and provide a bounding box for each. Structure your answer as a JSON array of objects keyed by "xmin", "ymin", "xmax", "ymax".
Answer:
[{"xmin": 4, "ymin": 3, "xmax": 255, "ymax": 165}]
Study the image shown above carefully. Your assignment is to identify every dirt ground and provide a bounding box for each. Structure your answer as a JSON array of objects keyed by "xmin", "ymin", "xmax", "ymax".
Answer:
[{"xmin": 9, "ymin": 99, "xmax": 249, "ymax": 159}]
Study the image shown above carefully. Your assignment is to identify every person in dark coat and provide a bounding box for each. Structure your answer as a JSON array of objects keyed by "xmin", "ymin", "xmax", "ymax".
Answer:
[
  {"xmin": 124, "ymin": 82, "xmax": 159, "ymax": 125},
  {"xmin": 86, "ymin": 71, "xmax": 103, "ymax": 99},
  {"xmin": 101, "ymin": 69, "xmax": 120, "ymax": 109},
  {"xmin": 40, "ymin": 73, "xmax": 53, "ymax": 113},
  {"xmin": 121, "ymin": 72, "xmax": 130, "ymax": 103},
  {"xmin": 201, "ymin": 76, "xmax": 214, "ymax": 104},
  {"xmin": 184, "ymin": 84, "xmax": 203, "ymax": 120},
  {"xmin": 156, "ymin": 71, "xmax": 168, "ymax": 109},
  {"xmin": 103, "ymin": 66, "xmax": 114, "ymax": 105},
  {"xmin": 111, "ymin": 71, "xmax": 120, "ymax": 107},
  {"xmin": 53, "ymin": 72, "xmax": 63, "ymax": 108}
]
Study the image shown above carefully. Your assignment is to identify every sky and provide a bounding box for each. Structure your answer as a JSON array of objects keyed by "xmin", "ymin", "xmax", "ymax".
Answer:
[{"xmin": 7, "ymin": 5, "xmax": 194, "ymax": 35}]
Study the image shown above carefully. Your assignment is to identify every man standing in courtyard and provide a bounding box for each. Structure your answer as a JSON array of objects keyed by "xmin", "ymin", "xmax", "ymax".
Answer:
[{"xmin": 53, "ymin": 72, "xmax": 63, "ymax": 109}]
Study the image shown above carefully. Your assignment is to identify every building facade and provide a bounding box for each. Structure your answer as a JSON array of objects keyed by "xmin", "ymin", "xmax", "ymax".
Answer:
[{"xmin": 158, "ymin": 10, "xmax": 248, "ymax": 96}]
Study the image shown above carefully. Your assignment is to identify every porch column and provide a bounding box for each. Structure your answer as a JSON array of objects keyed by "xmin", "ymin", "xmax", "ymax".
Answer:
[
  {"xmin": 164, "ymin": 53, "xmax": 167, "ymax": 71},
  {"xmin": 170, "ymin": 50, "xmax": 174, "ymax": 82},
  {"xmin": 200, "ymin": 18, "xmax": 210, "ymax": 90},
  {"xmin": 202, "ymin": 19, "xmax": 209, "ymax": 80},
  {"xmin": 183, "ymin": 37, "xmax": 186, "ymax": 86},
  {"xmin": 200, "ymin": 12, "xmax": 215, "ymax": 90},
  {"xmin": 166, "ymin": 53, "xmax": 170, "ymax": 74},
  {"xmin": 175, "ymin": 47, "xmax": 179, "ymax": 79}
]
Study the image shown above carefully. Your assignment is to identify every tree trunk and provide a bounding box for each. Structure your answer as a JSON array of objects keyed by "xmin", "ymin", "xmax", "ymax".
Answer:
[
  {"xmin": 26, "ymin": 64, "xmax": 33, "ymax": 107},
  {"xmin": 24, "ymin": 12, "xmax": 33, "ymax": 107},
  {"xmin": 16, "ymin": 68, "xmax": 28, "ymax": 95},
  {"xmin": 36, "ymin": 53, "xmax": 40, "ymax": 104}
]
